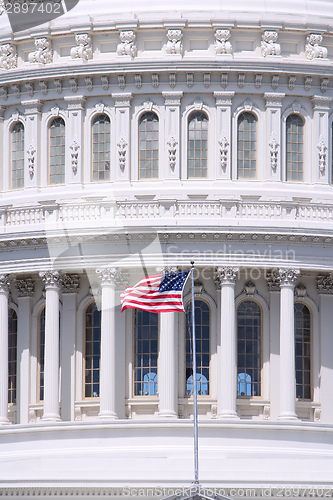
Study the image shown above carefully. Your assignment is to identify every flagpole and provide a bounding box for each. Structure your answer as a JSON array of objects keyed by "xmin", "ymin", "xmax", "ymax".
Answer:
[{"xmin": 190, "ymin": 261, "xmax": 199, "ymax": 485}]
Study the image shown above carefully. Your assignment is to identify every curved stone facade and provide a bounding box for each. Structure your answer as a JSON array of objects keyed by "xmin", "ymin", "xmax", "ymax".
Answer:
[{"xmin": 0, "ymin": 1, "xmax": 333, "ymax": 497}]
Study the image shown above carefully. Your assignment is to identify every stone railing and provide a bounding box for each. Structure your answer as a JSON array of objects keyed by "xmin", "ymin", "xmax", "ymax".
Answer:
[{"xmin": 0, "ymin": 200, "xmax": 333, "ymax": 233}]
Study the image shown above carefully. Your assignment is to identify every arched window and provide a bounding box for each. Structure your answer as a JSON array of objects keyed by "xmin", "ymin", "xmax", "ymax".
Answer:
[
  {"xmin": 92, "ymin": 114, "xmax": 111, "ymax": 181},
  {"xmin": 38, "ymin": 307, "xmax": 45, "ymax": 402},
  {"xmin": 8, "ymin": 308, "xmax": 17, "ymax": 405},
  {"xmin": 237, "ymin": 112, "xmax": 257, "ymax": 179},
  {"xmin": 188, "ymin": 111, "xmax": 208, "ymax": 178},
  {"xmin": 84, "ymin": 302, "xmax": 101, "ymax": 398},
  {"xmin": 295, "ymin": 303, "xmax": 311, "ymax": 400},
  {"xmin": 185, "ymin": 300, "xmax": 210, "ymax": 396},
  {"xmin": 139, "ymin": 112, "xmax": 159, "ymax": 179},
  {"xmin": 134, "ymin": 310, "xmax": 158, "ymax": 396},
  {"xmin": 49, "ymin": 117, "xmax": 65, "ymax": 184},
  {"xmin": 237, "ymin": 300, "xmax": 262, "ymax": 397},
  {"xmin": 11, "ymin": 122, "xmax": 24, "ymax": 189},
  {"xmin": 286, "ymin": 114, "xmax": 304, "ymax": 181}
]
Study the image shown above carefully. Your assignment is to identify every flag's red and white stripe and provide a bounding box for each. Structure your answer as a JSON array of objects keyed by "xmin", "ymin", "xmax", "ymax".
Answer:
[{"xmin": 121, "ymin": 274, "xmax": 186, "ymax": 313}]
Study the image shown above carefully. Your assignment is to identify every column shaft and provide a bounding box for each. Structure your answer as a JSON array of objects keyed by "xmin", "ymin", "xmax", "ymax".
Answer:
[
  {"xmin": 0, "ymin": 277, "xmax": 10, "ymax": 424},
  {"xmin": 158, "ymin": 312, "xmax": 177, "ymax": 417}
]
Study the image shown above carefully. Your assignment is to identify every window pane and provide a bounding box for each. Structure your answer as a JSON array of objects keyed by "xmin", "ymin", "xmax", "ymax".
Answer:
[
  {"xmin": 92, "ymin": 114, "xmax": 111, "ymax": 181},
  {"xmin": 11, "ymin": 122, "xmax": 24, "ymax": 189},
  {"xmin": 237, "ymin": 300, "xmax": 261, "ymax": 397},
  {"xmin": 49, "ymin": 118, "xmax": 65, "ymax": 184},
  {"xmin": 185, "ymin": 300, "xmax": 210, "ymax": 396},
  {"xmin": 294, "ymin": 303, "xmax": 311, "ymax": 400},
  {"xmin": 39, "ymin": 308, "xmax": 45, "ymax": 401},
  {"xmin": 85, "ymin": 302, "xmax": 101, "ymax": 398},
  {"xmin": 139, "ymin": 112, "xmax": 159, "ymax": 179},
  {"xmin": 8, "ymin": 308, "xmax": 17, "ymax": 404},
  {"xmin": 134, "ymin": 310, "xmax": 158, "ymax": 396},
  {"xmin": 188, "ymin": 112, "xmax": 208, "ymax": 178},
  {"xmin": 286, "ymin": 114, "xmax": 304, "ymax": 181},
  {"xmin": 237, "ymin": 112, "xmax": 257, "ymax": 179}
]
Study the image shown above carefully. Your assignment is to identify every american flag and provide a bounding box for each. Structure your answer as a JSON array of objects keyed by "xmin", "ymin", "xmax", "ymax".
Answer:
[{"xmin": 121, "ymin": 271, "xmax": 190, "ymax": 313}]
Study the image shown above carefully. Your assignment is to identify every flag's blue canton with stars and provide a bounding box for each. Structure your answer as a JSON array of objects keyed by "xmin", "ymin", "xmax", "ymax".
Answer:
[{"xmin": 121, "ymin": 271, "xmax": 190, "ymax": 313}]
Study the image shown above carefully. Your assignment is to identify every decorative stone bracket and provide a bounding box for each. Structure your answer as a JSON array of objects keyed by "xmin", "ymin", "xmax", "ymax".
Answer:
[
  {"xmin": 218, "ymin": 136, "xmax": 229, "ymax": 171},
  {"xmin": 116, "ymin": 31, "xmax": 137, "ymax": 58},
  {"xmin": 0, "ymin": 43, "xmax": 17, "ymax": 70},
  {"xmin": 261, "ymin": 31, "xmax": 281, "ymax": 57},
  {"xmin": 71, "ymin": 34, "xmax": 93, "ymax": 61},
  {"xmin": 166, "ymin": 29, "xmax": 183, "ymax": 55},
  {"xmin": 317, "ymin": 136, "xmax": 327, "ymax": 173},
  {"xmin": 215, "ymin": 29, "xmax": 232, "ymax": 54},
  {"xmin": 27, "ymin": 144, "xmax": 36, "ymax": 178},
  {"xmin": 305, "ymin": 34, "xmax": 327, "ymax": 60},
  {"xmin": 117, "ymin": 137, "xmax": 128, "ymax": 171},
  {"xmin": 28, "ymin": 37, "xmax": 53, "ymax": 65},
  {"xmin": 70, "ymin": 140, "xmax": 80, "ymax": 174},
  {"xmin": 269, "ymin": 135, "xmax": 279, "ymax": 171},
  {"xmin": 167, "ymin": 136, "xmax": 177, "ymax": 171}
]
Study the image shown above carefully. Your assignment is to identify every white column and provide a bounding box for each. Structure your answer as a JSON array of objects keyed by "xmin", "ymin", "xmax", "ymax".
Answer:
[
  {"xmin": 317, "ymin": 276, "xmax": 333, "ymax": 423},
  {"xmin": 60, "ymin": 274, "xmax": 80, "ymax": 421},
  {"xmin": 158, "ymin": 312, "xmax": 178, "ymax": 417},
  {"xmin": 0, "ymin": 275, "xmax": 11, "ymax": 424},
  {"xmin": 311, "ymin": 96, "xmax": 331, "ymax": 185},
  {"xmin": 112, "ymin": 93, "xmax": 132, "ymax": 182},
  {"xmin": 15, "ymin": 278, "xmax": 34, "ymax": 425},
  {"xmin": 264, "ymin": 93, "xmax": 285, "ymax": 182},
  {"xmin": 215, "ymin": 267, "xmax": 239, "ymax": 419},
  {"xmin": 162, "ymin": 91, "xmax": 183, "ymax": 181},
  {"xmin": 278, "ymin": 268, "xmax": 300, "ymax": 420},
  {"xmin": 40, "ymin": 271, "xmax": 61, "ymax": 421},
  {"xmin": 0, "ymin": 107, "xmax": 5, "ymax": 192},
  {"xmin": 214, "ymin": 91, "xmax": 234, "ymax": 180},
  {"xmin": 96, "ymin": 268, "xmax": 124, "ymax": 419},
  {"xmin": 267, "ymin": 270, "xmax": 281, "ymax": 420}
]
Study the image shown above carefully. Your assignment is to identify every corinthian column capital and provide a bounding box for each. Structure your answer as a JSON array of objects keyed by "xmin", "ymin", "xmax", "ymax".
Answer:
[
  {"xmin": 39, "ymin": 270, "xmax": 62, "ymax": 289},
  {"xmin": 278, "ymin": 268, "xmax": 300, "ymax": 287},
  {"xmin": 61, "ymin": 274, "xmax": 80, "ymax": 294},
  {"xmin": 214, "ymin": 267, "xmax": 239, "ymax": 288},
  {"xmin": 0, "ymin": 274, "xmax": 12, "ymax": 294},
  {"xmin": 96, "ymin": 267, "xmax": 128, "ymax": 289}
]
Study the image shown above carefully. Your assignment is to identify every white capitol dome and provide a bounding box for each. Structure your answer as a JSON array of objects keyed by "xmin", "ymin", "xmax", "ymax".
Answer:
[{"xmin": 1, "ymin": 0, "xmax": 333, "ymax": 497}]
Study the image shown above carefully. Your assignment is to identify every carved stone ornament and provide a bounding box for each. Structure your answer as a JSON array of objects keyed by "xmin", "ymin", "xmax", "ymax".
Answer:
[
  {"xmin": 214, "ymin": 267, "xmax": 239, "ymax": 288},
  {"xmin": 288, "ymin": 75, "xmax": 296, "ymax": 90},
  {"xmin": 156, "ymin": 266, "xmax": 179, "ymax": 275},
  {"xmin": 317, "ymin": 136, "xmax": 327, "ymax": 173},
  {"xmin": 218, "ymin": 136, "xmax": 229, "ymax": 171},
  {"xmin": 317, "ymin": 275, "xmax": 333, "ymax": 294},
  {"xmin": 28, "ymin": 38, "xmax": 53, "ymax": 65},
  {"xmin": 71, "ymin": 34, "xmax": 93, "ymax": 61},
  {"xmin": 25, "ymin": 82, "xmax": 34, "ymax": 97},
  {"xmin": 152, "ymin": 73, "xmax": 159, "ymax": 88},
  {"xmin": 101, "ymin": 75, "xmax": 109, "ymax": 91},
  {"xmin": 117, "ymin": 137, "xmax": 128, "ymax": 171},
  {"xmin": 278, "ymin": 268, "xmax": 300, "ymax": 287},
  {"xmin": 0, "ymin": 274, "xmax": 12, "ymax": 293},
  {"xmin": 54, "ymin": 78, "xmax": 62, "ymax": 94},
  {"xmin": 221, "ymin": 73, "xmax": 228, "ymax": 89},
  {"xmin": 314, "ymin": 408, "xmax": 321, "ymax": 422},
  {"xmin": 238, "ymin": 73, "xmax": 245, "ymax": 88},
  {"xmin": 135, "ymin": 74, "xmax": 142, "ymax": 89},
  {"xmin": 61, "ymin": 274, "xmax": 80, "ymax": 294},
  {"xmin": 261, "ymin": 31, "xmax": 281, "ymax": 57},
  {"xmin": 269, "ymin": 135, "xmax": 279, "ymax": 171},
  {"xmin": 266, "ymin": 269, "xmax": 280, "ymax": 292},
  {"xmin": 116, "ymin": 31, "xmax": 137, "ymax": 58},
  {"xmin": 27, "ymin": 144, "xmax": 36, "ymax": 178},
  {"xmin": 0, "ymin": 0, "xmax": 4, "ymax": 15},
  {"xmin": 166, "ymin": 29, "xmax": 183, "ymax": 55},
  {"xmin": 0, "ymin": 85, "xmax": 7, "ymax": 100},
  {"xmin": 294, "ymin": 283, "xmax": 307, "ymax": 298},
  {"xmin": 215, "ymin": 29, "xmax": 232, "ymax": 55},
  {"xmin": 39, "ymin": 270, "xmax": 62, "ymax": 289},
  {"xmin": 305, "ymin": 34, "xmax": 328, "ymax": 60},
  {"xmin": 263, "ymin": 405, "xmax": 270, "ymax": 420},
  {"xmin": 70, "ymin": 140, "xmax": 80, "ymax": 174},
  {"xmin": 243, "ymin": 281, "xmax": 257, "ymax": 296},
  {"xmin": 167, "ymin": 136, "xmax": 178, "ymax": 171},
  {"xmin": 15, "ymin": 278, "xmax": 35, "ymax": 297},
  {"xmin": 69, "ymin": 77, "xmax": 78, "ymax": 93},
  {"xmin": 96, "ymin": 268, "xmax": 128, "ymax": 289},
  {"xmin": 0, "ymin": 43, "xmax": 17, "ymax": 70}
]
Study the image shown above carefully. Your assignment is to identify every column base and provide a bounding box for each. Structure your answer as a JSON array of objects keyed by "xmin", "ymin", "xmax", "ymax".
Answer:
[
  {"xmin": 42, "ymin": 415, "xmax": 61, "ymax": 422},
  {"xmin": 99, "ymin": 411, "xmax": 118, "ymax": 420},
  {"xmin": 0, "ymin": 417, "xmax": 10, "ymax": 425},
  {"xmin": 218, "ymin": 411, "xmax": 239, "ymax": 419},
  {"xmin": 278, "ymin": 413, "xmax": 298, "ymax": 421},
  {"xmin": 158, "ymin": 410, "xmax": 178, "ymax": 418}
]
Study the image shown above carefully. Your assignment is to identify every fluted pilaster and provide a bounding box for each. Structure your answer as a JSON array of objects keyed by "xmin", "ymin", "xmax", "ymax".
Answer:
[
  {"xmin": 40, "ymin": 271, "xmax": 62, "ymax": 421},
  {"xmin": 215, "ymin": 267, "xmax": 239, "ymax": 419},
  {"xmin": 0, "ymin": 275, "xmax": 11, "ymax": 424},
  {"xmin": 278, "ymin": 268, "xmax": 300, "ymax": 420}
]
